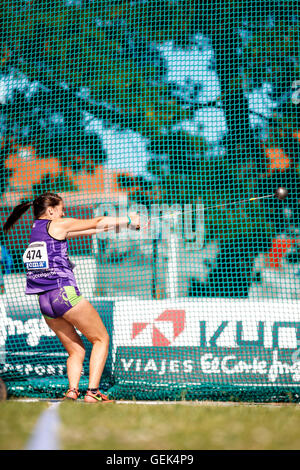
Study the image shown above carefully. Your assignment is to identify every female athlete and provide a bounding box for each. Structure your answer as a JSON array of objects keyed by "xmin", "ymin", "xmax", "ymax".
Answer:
[{"xmin": 3, "ymin": 192, "xmax": 140, "ymax": 403}]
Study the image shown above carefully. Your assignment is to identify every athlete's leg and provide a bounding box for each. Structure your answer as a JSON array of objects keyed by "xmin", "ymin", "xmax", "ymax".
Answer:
[
  {"xmin": 63, "ymin": 298, "xmax": 109, "ymax": 389},
  {"xmin": 43, "ymin": 316, "xmax": 86, "ymax": 390}
]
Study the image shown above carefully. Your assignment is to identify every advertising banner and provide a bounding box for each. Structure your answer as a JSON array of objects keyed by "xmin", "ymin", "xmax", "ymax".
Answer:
[
  {"xmin": 0, "ymin": 297, "xmax": 114, "ymax": 381},
  {"xmin": 113, "ymin": 299, "xmax": 300, "ymax": 388}
]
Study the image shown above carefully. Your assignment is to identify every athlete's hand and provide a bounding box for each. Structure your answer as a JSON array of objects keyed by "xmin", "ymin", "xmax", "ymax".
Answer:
[{"xmin": 128, "ymin": 212, "xmax": 140, "ymax": 230}]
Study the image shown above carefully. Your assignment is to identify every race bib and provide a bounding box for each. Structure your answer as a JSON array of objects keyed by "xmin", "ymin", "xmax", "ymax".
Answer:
[{"xmin": 23, "ymin": 241, "xmax": 49, "ymax": 270}]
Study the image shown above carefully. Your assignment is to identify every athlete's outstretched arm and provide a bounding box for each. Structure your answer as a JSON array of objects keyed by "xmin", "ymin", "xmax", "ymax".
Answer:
[{"xmin": 51, "ymin": 214, "xmax": 140, "ymax": 239}]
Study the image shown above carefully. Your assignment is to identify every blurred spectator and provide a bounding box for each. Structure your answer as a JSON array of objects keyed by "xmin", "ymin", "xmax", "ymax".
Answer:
[
  {"xmin": 0, "ymin": 244, "xmax": 13, "ymax": 274},
  {"xmin": 0, "ymin": 243, "xmax": 13, "ymax": 295},
  {"xmin": 0, "ymin": 140, "xmax": 14, "ymax": 196}
]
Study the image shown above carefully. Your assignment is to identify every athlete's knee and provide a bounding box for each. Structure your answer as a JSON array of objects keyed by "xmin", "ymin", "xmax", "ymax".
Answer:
[
  {"xmin": 103, "ymin": 332, "xmax": 110, "ymax": 348},
  {"xmin": 68, "ymin": 342, "xmax": 86, "ymax": 362},
  {"xmin": 91, "ymin": 331, "xmax": 109, "ymax": 348},
  {"xmin": 98, "ymin": 332, "xmax": 110, "ymax": 347}
]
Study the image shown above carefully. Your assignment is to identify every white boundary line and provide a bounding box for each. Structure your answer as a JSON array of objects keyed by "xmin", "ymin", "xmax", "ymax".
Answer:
[
  {"xmin": 12, "ymin": 398, "xmax": 299, "ymax": 407},
  {"xmin": 25, "ymin": 402, "xmax": 61, "ymax": 450}
]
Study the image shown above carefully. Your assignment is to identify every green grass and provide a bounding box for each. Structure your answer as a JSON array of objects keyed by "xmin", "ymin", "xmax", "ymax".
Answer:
[
  {"xmin": 59, "ymin": 402, "xmax": 300, "ymax": 450},
  {"xmin": 2, "ymin": 401, "xmax": 300, "ymax": 450},
  {"xmin": 0, "ymin": 402, "xmax": 48, "ymax": 450}
]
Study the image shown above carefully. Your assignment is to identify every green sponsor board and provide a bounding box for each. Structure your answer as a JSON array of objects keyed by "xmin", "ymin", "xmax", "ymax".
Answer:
[
  {"xmin": 0, "ymin": 299, "xmax": 114, "ymax": 382},
  {"xmin": 112, "ymin": 300, "xmax": 300, "ymax": 392},
  {"xmin": 114, "ymin": 346, "xmax": 300, "ymax": 386}
]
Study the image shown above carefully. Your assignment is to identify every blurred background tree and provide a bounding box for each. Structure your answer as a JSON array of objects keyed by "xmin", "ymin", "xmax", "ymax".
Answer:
[{"xmin": 0, "ymin": 0, "xmax": 299, "ymax": 295}]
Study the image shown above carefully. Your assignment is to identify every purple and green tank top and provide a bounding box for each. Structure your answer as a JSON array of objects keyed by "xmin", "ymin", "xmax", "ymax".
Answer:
[{"xmin": 23, "ymin": 219, "xmax": 77, "ymax": 294}]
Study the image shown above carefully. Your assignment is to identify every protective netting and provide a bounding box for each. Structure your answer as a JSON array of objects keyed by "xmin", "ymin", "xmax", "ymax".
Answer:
[{"xmin": 0, "ymin": 0, "xmax": 300, "ymax": 402}]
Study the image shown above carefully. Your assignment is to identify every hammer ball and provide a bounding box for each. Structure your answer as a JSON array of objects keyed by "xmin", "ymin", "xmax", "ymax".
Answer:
[{"xmin": 275, "ymin": 187, "xmax": 288, "ymax": 201}]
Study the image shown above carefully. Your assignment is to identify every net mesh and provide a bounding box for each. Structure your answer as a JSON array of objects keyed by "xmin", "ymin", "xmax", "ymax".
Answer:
[{"xmin": 0, "ymin": 0, "xmax": 300, "ymax": 402}]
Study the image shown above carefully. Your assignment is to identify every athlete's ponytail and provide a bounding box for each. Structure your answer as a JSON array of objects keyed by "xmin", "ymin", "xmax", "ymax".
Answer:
[
  {"xmin": 3, "ymin": 200, "xmax": 33, "ymax": 233},
  {"xmin": 3, "ymin": 192, "xmax": 62, "ymax": 234}
]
